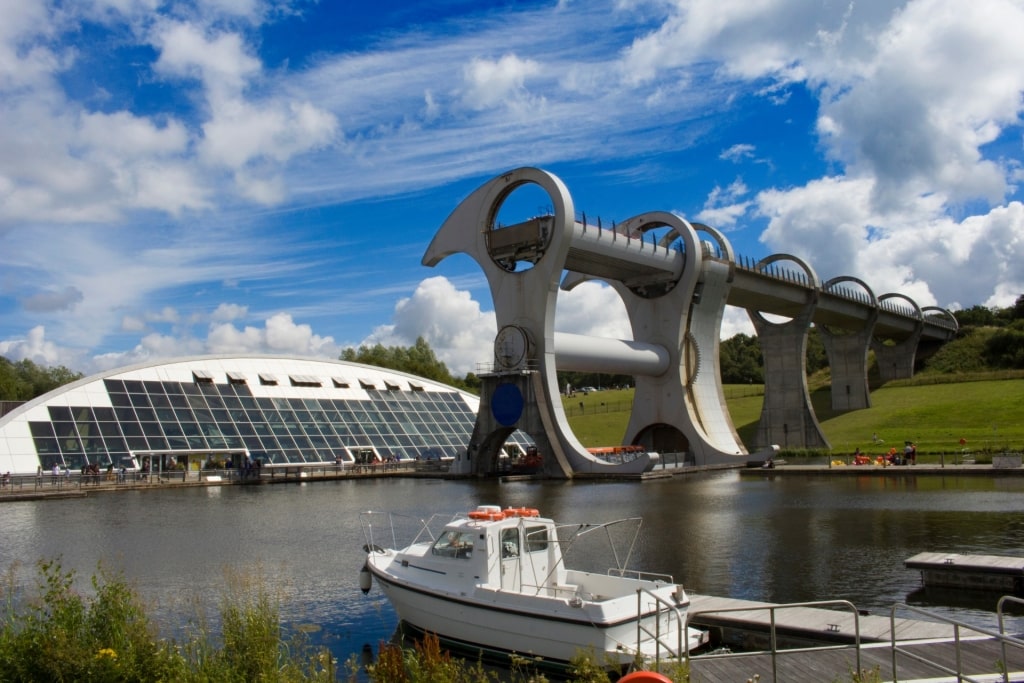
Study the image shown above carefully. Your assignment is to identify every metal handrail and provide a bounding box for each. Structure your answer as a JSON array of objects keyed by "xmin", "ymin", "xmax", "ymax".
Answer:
[
  {"xmin": 686, "ymin": 600, "xmax": 861, "ymax": 682},
  {"xmin": 635, "ymin": 586, "xmax": 687, "ymax": 670},
  {"xmin": 997, "ymin": 595, "xmax": 1024, "ymax": 683},
  {"xmin": 890, "ymin": 602, "xmax": 1024, "ymax": 683}
]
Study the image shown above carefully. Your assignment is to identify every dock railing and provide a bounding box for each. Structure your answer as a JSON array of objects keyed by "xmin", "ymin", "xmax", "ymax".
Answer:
[
  {"xmin": 635, "ymin": 585, "xmax": 688, "ymax": 668},
  {"xmin": 686, "ymin": 599, "xmax": 862, "ymax": 682},
  {"xmin": 890, "ymin": 602, "xmax": 1024, "ymax": 683}
]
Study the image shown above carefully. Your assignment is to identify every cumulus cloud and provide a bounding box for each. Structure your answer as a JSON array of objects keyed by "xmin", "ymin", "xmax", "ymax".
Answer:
[
  {"xmin": 360, "ymin": 277, "xmax": 632, "ymax": 376},
  {"xmin": 0, "ymin": 326, "xmax": 64, "ymax": 366},
  {"xmin": 361, "ymin": 277, "xmax": 496, "ymax": 376}
]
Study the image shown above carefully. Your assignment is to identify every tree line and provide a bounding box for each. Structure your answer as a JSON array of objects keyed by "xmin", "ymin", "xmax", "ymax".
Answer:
[
  {"xmin": 0, "ymin": 357, "xmax": 82, "ymax": 402},
  {"xmin": 2, "ymin": 295, "xmax": 1022, "ymax": 402}
]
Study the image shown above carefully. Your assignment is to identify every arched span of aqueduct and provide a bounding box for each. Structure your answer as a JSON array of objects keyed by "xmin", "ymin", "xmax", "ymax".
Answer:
[{"xmin": 422, "ymin": 167, "xmax": 753, "ymax": 478}]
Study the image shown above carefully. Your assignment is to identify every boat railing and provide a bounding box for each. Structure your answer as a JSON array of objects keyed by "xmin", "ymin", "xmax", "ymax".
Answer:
[
  {"xmin": 635, "ymin": 585, "xmax": 688, "ymax": 666},
  {"xmin": 359, "ymin": 511, "xmax": 449, "ymax": 552},
  {"xmin": 685, "ymin": 600, "xmax": 862, "ymax": 681},
  {"xmin": 890, "ymin": 601, "xmax": 1024, "ymax": 683},
  {"xmin": 610, "ymin": 568, "xmax": 675, "ymax": 584}
]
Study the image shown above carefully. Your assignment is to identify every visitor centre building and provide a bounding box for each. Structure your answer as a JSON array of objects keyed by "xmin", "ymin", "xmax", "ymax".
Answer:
[{"xmin": 0, "ymin": 355, "xmax": 524, "ymax": 476}]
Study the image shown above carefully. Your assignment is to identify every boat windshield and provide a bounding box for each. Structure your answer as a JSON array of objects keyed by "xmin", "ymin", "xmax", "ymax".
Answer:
[{"xmin": 431, "ymin": 530, "xmax": 475, "ymax": 559}]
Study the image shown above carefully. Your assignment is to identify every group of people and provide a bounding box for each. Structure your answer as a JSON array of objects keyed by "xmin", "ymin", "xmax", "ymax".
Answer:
[{"xmin": 852, "ymin": 441, "xmax": 917, "ymax": 465}]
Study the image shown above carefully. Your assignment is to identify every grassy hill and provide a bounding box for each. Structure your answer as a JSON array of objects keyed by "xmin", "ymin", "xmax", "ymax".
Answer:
[{"xmin": 562, "ymin": 376, "xmax": 1024, "ymax": 457}]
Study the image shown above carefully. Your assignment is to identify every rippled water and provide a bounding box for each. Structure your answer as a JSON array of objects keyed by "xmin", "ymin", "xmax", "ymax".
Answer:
[{"xmin": 2, "ymin": 471, "xmax": 1023, "ymax": 670}]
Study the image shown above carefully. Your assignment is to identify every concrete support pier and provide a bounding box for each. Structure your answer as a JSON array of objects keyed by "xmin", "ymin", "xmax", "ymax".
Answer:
[
  {"xmin": 871, "ymin": 293, "xmax": 924, "ymax": 382},
  {"xmin": 819, "ymin": 276, "xmax": 879, "ymax": 411},
  {"xmin": 750, "ymin": 255, "xmax": 830, "ymax": 450}
]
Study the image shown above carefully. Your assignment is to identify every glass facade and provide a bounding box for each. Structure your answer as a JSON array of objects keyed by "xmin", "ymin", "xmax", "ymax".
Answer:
[{"xmin": 26, "ymin": 376, "xmax": 492, "ymax": 471}]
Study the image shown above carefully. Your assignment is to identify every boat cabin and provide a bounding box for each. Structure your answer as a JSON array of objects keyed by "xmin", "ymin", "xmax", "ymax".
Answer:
[{"xmin": 424, "ymin": 505, "xmax": 567, "ymax": 595}]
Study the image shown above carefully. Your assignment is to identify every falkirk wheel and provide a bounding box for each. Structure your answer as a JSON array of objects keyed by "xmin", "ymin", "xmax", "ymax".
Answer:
[{"xmin": 422, "ymin": 167, "xmax": 755, "ymax": 478}]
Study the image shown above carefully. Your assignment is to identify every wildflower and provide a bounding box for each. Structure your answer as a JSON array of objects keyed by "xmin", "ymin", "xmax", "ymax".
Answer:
[{"xmin": 95, "ymin": 648, "xmax": 118, "ymax": 660}]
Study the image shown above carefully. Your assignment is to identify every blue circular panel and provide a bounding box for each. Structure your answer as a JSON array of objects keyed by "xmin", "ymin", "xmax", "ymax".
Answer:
[{"xmin": 491, "ymin": 383, "xmax": 524, "ymax": 426}]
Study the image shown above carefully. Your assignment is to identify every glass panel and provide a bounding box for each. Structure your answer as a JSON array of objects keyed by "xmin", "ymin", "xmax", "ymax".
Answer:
[
  {"xmin": 82, "ymin": 435, "xmax": 106, "ymax": 454},
  {"xmin": 97, "ymin": 421, "xmax": 121, "ymax": 438},
  {"xmin": 128, "ymin": 393, "xmax": 152, "ymax": 408},
  {"xmin": 132, "ymin": 405, "xmax": 153, "ymax": 421},
  {"xmin": 149, "ymin": 393, "xmax": 171, "ymax": 408},
  {"xmin": 166, "ymin": 436, "xmax": 189, "ymax": 450},
  {"xmin": 161, "ymin": 422, "xmax": 184, "ymax": 438},
  {"xmin": 204, "ymin": 394, "xmax": 225, "ymax": 410},
  {"xmin": 104, "ymin": 379, "xmax": 126, "ymax": 393},
  {"xmin": 125, "ymin": 436, "xmax": 149, "ymax": 450},
  {"xmin": 147, "ymin": 434, "xmax": 169, "ymax": 450},
  {"xmin": 118, "ymin": 422, "xmax": 142, "ymax": 437},
  {"xmin": 242, "ymin": 436, "xmax": 263, "ymax": 451},
  {"xmin": 48, "ymin": 406, "xmax": 73, "ymax": 421},
  {"xmin": 32, "ymin": 435, "xmax": 61, "ymax": 455},
  {"xmin": 114, "ymin": 407, "xmax": 138, "ymax": 422},
  {"xmin": 123, "ymin": 380, "xmax": 144, "ymax": 393},
  {"xmin": 217, "ymin": 422, "xmax": 238, "ymax": 437},
  {"xmin": 180, "ymin": 422, "xmax": 201, "ymax": 437},
  {"xmin": 143, "ymin": 380, "xmax": 164, "ymax": 394},
  {"xmin": 109, "ymin": 393, "xmax": 132, "ymax": 407},
  {"xmin": 168, "ymin": 394, "xmax": 189, "ymax": 408},
  {"xmin": 103, "ymin": 436, "xmax": 128, "ymax": 453}
]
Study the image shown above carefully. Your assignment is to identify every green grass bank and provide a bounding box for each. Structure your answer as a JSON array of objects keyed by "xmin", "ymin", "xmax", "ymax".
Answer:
[{"xmin": 562, "ymin": 377, "xmax": 1024, "ymax": 457}]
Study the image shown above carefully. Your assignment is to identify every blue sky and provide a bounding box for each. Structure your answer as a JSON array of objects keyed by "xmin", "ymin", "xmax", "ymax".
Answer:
[{"xmin": 2, "ymin": 0, "xmax": 1023, "ymax": 377}]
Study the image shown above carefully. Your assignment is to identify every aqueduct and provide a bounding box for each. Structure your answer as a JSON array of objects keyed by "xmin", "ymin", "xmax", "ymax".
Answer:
[{"xmin": 422, "ymin": 168, "xmax": 958, "ymax": 478}]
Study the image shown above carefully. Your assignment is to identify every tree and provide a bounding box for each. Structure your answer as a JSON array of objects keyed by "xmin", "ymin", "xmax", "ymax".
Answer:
[
  {"xmin": 0, "ymin": 357, "xmax": 84, "ymax": 401},
  {"xmin": 339, "ymin": 337, "xmax": 456, "ymax": 386}
]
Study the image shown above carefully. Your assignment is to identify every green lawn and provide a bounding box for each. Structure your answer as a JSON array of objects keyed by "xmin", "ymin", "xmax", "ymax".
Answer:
[{"xmin": 562, "ymin": 379, "xmax": 1024, "ymax": 455}]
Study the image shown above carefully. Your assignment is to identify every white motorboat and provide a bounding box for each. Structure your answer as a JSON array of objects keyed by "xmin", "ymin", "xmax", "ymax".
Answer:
[{"xmin": 359, "ymin": 504, "xmax": 708, "ymax": 672}]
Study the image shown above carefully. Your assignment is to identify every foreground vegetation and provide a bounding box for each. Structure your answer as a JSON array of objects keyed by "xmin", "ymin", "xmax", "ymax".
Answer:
[
  {"xmin": 0, "ymin": 561, "xmax": 335, "ymax": 683},
  {"xmin": 0, "ymin": 560, "xmax": 885, "ymax": 682}
]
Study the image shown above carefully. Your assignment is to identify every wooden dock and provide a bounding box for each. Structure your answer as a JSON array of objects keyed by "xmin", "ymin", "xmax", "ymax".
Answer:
[
  {"xmin": 905, "ymin": 552, "xmax": 1024, "ymax": 593},
  {"xmin": 682, "ymin": 594, "xmax": 1024, "ymax": 682},
  {"xmin": 686, "ymin": 637, "xmax": 1024, "ymax": 682}
]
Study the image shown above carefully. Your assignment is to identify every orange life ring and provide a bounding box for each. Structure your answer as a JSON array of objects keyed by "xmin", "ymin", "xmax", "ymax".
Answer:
[
  {"xmin": 618, "ymin": 672, "xmax": 672, "ymax": 683},
  {"xmin": 503, "ymin": 507, "xmax": 540, "ymax": 518},
  {"xmin": 468, "ymin": 510, "xmax": 505, "ymax": 521}
]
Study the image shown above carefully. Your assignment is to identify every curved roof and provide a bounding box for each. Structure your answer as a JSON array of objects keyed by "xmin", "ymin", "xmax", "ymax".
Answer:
[{"xmin": 0, "ymin": 355, "xmax": 501, "ymax": 475}]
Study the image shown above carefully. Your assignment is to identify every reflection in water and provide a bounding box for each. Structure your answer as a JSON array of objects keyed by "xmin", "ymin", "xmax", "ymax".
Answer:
[{"xmin": 2, "ymin": 472, "xmax": 1024, "ymax": 671}]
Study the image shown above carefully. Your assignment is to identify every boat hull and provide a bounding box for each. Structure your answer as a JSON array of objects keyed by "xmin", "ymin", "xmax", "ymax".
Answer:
[{"xmin": 368, "ymin": 561, "xmax": 704, "ymax": 666}]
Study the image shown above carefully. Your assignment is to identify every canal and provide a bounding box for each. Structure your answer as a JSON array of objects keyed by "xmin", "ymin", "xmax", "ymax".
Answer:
[{"xmin": 2, "ymin": 470, "xmax": 1023, "ymax": 673}]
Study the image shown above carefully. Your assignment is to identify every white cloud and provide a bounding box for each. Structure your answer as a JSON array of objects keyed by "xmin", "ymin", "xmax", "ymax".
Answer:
[
  {"xmin": 0, "ymin": 326, "xmax": 63, "ymax": 366},
  {"xmin": 211, "ymin": 302, "xmax": 248, "ymax": 322},
  {"xmin": 362, "ymin": 277, "xmax": 497, "ymax": 376},
  {"xmin": 461, "ymin": 53, "xmax": 542, "ymax": 111},
  {"xmin": 816, "ymin": 0, "xmax": 1024, "ymax": 210},
  {"xmin": 153, "ymin": 22, "xmax": 260, "ymax": 95}
]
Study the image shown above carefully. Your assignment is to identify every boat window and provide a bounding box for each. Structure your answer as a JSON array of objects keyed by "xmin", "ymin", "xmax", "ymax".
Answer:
[
  {"xmin": 431, "ymin": 530, "xmax": 475, "ymax": 559},
  {"xmin": 500, "ymin": 528, "xmax": 519, "ymax": 558},
  {"xmin": 524, "ymin": 525, "xmax": 548, "ymax": 553}
]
